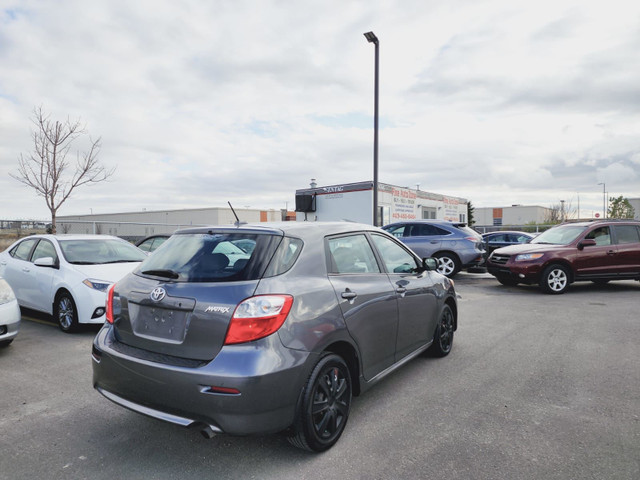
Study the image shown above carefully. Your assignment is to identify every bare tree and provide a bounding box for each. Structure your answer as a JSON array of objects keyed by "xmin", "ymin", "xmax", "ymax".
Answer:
[
  {"xmin": 11, "ymin": 106, "xmax": 114, "ymax": 233},
  {"xmin": 545, "ymin": 200, "xmax": 577, "ymax": 224}
]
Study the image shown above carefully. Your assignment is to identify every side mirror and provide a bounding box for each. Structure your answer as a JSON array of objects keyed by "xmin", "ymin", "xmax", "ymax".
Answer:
[
  {"xmin": 578, "ymin": 239, "xmax": 597, "ymax": 250},
  {"xmin": 34, "ymin": 256, "xmax": 56, "ymax": 268},
  {"xmin": 423, "ymin": 257, "xmax": 438, "ymax": 271}
]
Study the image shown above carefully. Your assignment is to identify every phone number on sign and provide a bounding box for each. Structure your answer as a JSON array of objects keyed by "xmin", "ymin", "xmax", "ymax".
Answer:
[{"xmin": 392, "ymin": 213, "xmax": 417, "ymax": 220}]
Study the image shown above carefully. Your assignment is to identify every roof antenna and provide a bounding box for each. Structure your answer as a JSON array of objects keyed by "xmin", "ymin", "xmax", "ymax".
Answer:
[{"xmin": 228, "ymin": 201, "xmax": 246, "ymax": 226}]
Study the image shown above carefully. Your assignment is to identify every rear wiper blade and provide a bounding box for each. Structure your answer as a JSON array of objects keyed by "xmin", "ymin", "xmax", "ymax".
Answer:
[{"xmin": 141, "ymin": 269, "xmax": 180, "ymax": 279}]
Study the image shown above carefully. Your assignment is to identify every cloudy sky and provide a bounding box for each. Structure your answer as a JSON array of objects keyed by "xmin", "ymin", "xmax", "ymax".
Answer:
[{"xmin": 1, "ymin": 0, "xmax": 639, "ymax": 221}]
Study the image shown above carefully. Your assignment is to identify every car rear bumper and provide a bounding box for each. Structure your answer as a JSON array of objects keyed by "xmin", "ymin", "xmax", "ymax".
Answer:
[{"xmin": 92, "ymin": 325, "xmax": 315, "ymax": 436}]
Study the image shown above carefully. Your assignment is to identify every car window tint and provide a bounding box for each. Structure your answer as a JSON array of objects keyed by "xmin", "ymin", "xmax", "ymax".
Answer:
[
  {"xmin": 151, "ymin": 237, "xmax": 168, "ymax": 251},
  {"xmin": 614, "ymin": 225, "xmax": 640, "ymax": 244},
  {"xmin": 409, "ymin": 224, "xmax": 449, "ymax": 236},
  {"xmin": 515, "ymin": 234, "xmax": 530, "ymax": 243},
  {"xmin": 11, "ymin": 239, "xmax": 38, "ymax": 261},
  {"xmin": 383, "ymin": 225, "xmax": 406, "ymax": 238},
  {"xmin": 31, "ymin": 240, "xmax": 58, "ymax": 263},
  {"xmin": 327, "ymin": 235, "xmax": 380, "ymax": 274},
  {"xmin": 585, "ymin": 226, "xmax": 611, "ymax": 246},
  {"xmin": 138, "ymin": 232, "xmax": 280, "ymax": 282},
  {"xmin": 371, "ymin": 234, "xmax": 419, "ymax": 274},
  {"xmin": 491, "ymin": 234, "xmax": 507, "ymax": 243},
  {"xmin": 263, "ymin": 237, "xmax": 303, "ymax": 277},
  {"xmin": 59, "ymin": 239, "xmax": 147, "ymax": 264},
  {"xmin": 137, "ymin": 239, "xmax": 153, "ymax": 252}
]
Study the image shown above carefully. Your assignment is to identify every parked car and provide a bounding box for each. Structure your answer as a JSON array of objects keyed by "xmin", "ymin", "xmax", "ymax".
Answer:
[
  {"xmin": 136, "ymin": 234, "xmax": 171, "ymax": 253},
  {"xmin": 486, "ymin": 219, "xmax": 640, "ymax": 294},
  {"xmin": 0, "ymin": 277, "xmax": 20, "ymax": 347},
  {"xmin": 0, "ymin": 235, "xmax": 147, "ymax": 332},
  {"xmin": 92, "ymin": 222, "xmax": 458, "ymax": 452},
  {"xmin": 482, "ymin": 231, "xmax": 534, "ymax": 259},
  {"xmin": 382, "ymin": 220, "xmax": 484, "ymax": 277}
]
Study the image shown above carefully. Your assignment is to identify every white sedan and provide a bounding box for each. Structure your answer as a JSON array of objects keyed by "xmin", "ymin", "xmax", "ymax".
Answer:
[
  {"xmin": 0, "ymin": 277, "xmax": 20, "ymax": 347},
  {"xmin": 0, "ymin": 235, "xmax": 146, "ymax": 332}
]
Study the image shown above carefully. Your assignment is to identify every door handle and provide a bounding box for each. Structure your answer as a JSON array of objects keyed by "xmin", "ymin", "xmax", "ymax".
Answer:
[
  {"xmin": 396, "ymin": 286, "xmax": 407, "ymax": 298},
  {"xmin": 22, "ymin": 267, "xmax": 30, "ymax": 272},
  {"xmin": 606, "ymin": 250, "xmax": 616, "ymax": 256},
  {"xmin": 341, "ymin": 290, "xmax": 357, "ymax": 300}
]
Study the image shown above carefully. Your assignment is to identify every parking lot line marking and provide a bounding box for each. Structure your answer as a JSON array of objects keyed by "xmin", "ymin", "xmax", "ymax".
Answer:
[{"xmin": 22, "ymin": 316, "xmax": 57, "ymax": 327}]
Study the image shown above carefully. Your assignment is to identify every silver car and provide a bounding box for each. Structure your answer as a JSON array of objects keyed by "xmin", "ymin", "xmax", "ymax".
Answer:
[
  {"xmin": 92, "ymin": 222, "xmax": 458, "ymax": 452},
  {"xmin": 382, "ymin": 220, "xmax": 485, "ymax": 277}
]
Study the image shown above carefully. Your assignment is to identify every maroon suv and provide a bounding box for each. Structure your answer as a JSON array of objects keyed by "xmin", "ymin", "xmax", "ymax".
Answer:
[{"xmin": 486, "ymin": 220, "xmax": 640, "ymax": 294}]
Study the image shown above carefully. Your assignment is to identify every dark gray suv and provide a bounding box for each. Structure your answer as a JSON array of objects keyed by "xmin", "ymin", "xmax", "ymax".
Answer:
[
  {"xmin": 382, "ymin": 220, "xmax": 485, "ymax": 277},
  {"xmin": 92, "ymin": 222, "xmax": 458, "ymax": 452}
]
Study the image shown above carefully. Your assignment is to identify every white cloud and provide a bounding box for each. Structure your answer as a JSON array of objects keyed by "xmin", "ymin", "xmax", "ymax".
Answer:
[{"xmin": 1, "ymin": 0, "xmax": 640, "ymax": 221}]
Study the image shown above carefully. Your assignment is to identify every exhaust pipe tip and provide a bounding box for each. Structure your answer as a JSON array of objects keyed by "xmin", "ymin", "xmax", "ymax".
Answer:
[{"xmin": 200, "ymin": 425, "xmax": 217, "ymax": 439}]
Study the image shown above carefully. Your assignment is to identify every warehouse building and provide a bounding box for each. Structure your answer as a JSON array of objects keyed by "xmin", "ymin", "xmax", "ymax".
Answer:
[{"xmin": 295, "ymin": 180, "xmax": 468, "ymax": 225}]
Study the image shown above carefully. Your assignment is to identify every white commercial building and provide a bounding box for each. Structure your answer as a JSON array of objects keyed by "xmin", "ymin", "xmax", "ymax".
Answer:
[
  {"xmin": 295, "ymin": 181, "xmax": 468, "ymax": 225},
  {"xmin": 474, "ymin": 205, "xmax": 551, "ymax": 229}
]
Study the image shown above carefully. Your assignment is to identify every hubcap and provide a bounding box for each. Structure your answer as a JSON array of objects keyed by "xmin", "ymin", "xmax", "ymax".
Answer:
[
  {"xmin": 311, "ymin": 366, "xmax": 349, "ymax": 441},
  {"xmin": 58, "ymin": 297, "xmax": 74, "ymax": 329},
  {"xmin": 437, "ymin": 257, "xmax": 455, "ymax": 276},
  {"xmin": 547, "ymin": 269, "xmax": 567, "ymax": 292}
]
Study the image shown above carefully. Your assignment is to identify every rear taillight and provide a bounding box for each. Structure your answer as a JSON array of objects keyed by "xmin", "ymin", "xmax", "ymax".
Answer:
[
  {"xmin": 224, "ymin": 295, "xmax": 293, "ymax": 345},
  {"xmin": 105, "ymin": 284, "xmax": 115, "ymax": 324}
]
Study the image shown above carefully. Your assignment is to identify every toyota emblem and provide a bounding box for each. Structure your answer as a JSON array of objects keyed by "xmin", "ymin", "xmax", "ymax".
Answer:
[{"xmin": 150, "ymin": 287, "xmax": 166, "ymax": 302}]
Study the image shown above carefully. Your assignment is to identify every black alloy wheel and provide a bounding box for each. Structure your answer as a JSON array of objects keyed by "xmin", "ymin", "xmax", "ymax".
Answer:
[
  {"xmin": 427, "ymin": 304, "xmax": 454, "ymax": 357},
  {"xmin": 288, "ymin": 353, "xmax": 352, "ymax": 452},
  {"xmin": 55, "ymin": 292, "xmax": 79, "ymax": 333}
]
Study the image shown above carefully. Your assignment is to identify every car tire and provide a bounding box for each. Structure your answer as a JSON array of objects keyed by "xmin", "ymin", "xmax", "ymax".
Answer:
[
  {"xmin": 55, "ymin": 291, "xmax": 79, "ymax": 333},
  {"xmin": 0, "ymin": 339, "xmax": 13, "ymax": 348},
  {"xmin": 288, "ymin": 353, "xmax": 352, "ymax": 452},
  {"xmin": 427, "ymin": 304, "xmax": 454, "ymax": 357},
  {"xmin": 434, "ymin": 253, "xmax": 460, "ymax": 278},
  {"xmin": 497, "ymin": 276, "xmax": 518, "ymax": 286},
  {"xmin": 540, "ymin": 264, "xmax": 570, "ymax": 294}
]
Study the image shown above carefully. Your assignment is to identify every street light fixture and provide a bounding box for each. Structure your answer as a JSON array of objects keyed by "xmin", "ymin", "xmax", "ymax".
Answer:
[
  {"xmin": 597, "ymin": 182, "xmax": 606, "ymax": 218},
  {"xmin": 364, "ymin": 31, "xmax": 379, "ymax": 226}
]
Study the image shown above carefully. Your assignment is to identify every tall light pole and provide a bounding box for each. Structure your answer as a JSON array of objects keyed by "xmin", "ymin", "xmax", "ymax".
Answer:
[
  {"xmin": 560, "ymin": 199, "xmax": 565, "ymax": 222},
  {"xmin": 364, "ymin": 31, "xmax": 379, "ymax": 226},
  {"xmin": 598, "ymin": 182, "xmax": 606, "ymax": 218}
]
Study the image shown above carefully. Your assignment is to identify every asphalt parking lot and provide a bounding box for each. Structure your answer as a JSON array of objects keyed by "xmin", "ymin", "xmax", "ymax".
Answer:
[{"xmin": 1, "ymin": 274, "xmax": 638, "ymax": 480}]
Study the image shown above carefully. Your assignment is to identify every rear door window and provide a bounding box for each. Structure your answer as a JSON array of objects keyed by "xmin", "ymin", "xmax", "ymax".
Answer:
[
  {"xmin": 410, "ymin": 224, "xmax": 450, "ymax": 236},
  {"xmin": 613, "ymin": 225, "xmax": 640, "ymax": 244},
  {"xmin": 10, "ymin": 239, "xmax": 38, "ymax": 261}
]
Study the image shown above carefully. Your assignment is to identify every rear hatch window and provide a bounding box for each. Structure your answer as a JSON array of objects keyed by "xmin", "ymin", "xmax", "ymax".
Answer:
[{"xmin": 136, "ymin": 232, "xmax": 282, "ymax": 282}]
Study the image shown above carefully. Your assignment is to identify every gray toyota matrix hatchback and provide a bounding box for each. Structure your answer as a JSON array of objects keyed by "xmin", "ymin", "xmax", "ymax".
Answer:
[{"xmin": 92, "ymin": 222, "xmax": 458, "ymax": 452}]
